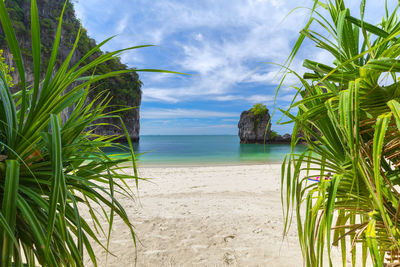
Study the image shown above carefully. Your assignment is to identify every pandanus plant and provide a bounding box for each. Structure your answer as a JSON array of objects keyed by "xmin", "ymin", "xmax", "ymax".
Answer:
[
  {"xmin": 0, "ymin": 0, "xmax": 176, "ymax": 266},
  {"xmin": 281, "ymin": 0, "xmax": 400, "ymax": 266}
]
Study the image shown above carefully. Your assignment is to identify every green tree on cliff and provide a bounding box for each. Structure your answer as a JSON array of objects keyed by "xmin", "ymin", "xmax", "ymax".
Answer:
[{"xmin": 250, "ymin": 103, "xmax": 268, "ymax": 116}]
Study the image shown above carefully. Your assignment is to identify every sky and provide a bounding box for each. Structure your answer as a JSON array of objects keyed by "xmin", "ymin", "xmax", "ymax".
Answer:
[{"xmin": 73, "ymin": 0, "xmax": 395, "ymax": 135}]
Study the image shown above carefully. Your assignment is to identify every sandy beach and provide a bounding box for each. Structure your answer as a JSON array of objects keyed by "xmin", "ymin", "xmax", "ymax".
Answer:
[{"xmin": 83, "ymin": 164, "xmax": 344, "ymax": 266}]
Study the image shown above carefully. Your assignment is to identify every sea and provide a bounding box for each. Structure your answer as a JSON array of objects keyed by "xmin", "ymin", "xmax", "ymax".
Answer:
[{"xmin": 113, "ymin": 135, "xmax": 307, "ymax": 166}]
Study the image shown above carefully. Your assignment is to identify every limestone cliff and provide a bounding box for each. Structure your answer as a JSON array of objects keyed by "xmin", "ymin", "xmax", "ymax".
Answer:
[
  {"xmin": 238, "ymin": 109, "xmax": 271, "ymax": 144},
  {"xmin": 0, "ymin": 0, "xmax": 141, "ymax": 141}
]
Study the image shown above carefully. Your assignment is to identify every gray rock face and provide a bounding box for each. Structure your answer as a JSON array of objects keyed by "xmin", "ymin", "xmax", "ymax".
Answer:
[
  {"xmin": 238, "ymin": 110, "xmax": 271, "ymax": 144},
  {"xmin": 282, "ymin": 133, "xmax": 291, "ymax": 142},
  {"xmin": 272, "ymin": 133, "xmax": 292, "ymax": 143},
  {"xmin": 271, "ymin": 132, "xmax": 315, "ymax": 144},
  {"xmin": 91, "ymin": 106, "xmax": 140, "ymax": 142}
]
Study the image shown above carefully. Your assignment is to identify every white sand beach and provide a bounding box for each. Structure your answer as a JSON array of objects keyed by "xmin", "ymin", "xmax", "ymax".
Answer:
[{"xmin": 84, "ymin": 164, "xmax": 344, "ymax": 266}]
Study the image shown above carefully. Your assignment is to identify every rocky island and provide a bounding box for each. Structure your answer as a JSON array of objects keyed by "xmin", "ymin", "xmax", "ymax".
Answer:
[
  {"xmin": 238, "ymin": 103, "xmax": 271, "ymax": 144},
  {"xmin": 238, "ymin": 103, "xmax": 293, "ymax": 144}
]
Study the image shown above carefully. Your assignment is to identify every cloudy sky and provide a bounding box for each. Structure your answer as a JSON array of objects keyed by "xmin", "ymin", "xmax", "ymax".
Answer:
[{"xmin": 73, "ymin": 0, "xmax": 394, "ymax": 135}]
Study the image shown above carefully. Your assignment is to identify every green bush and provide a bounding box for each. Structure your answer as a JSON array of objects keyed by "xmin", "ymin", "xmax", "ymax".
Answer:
[
  {"xmin": 40, "ymin": 18, "xmax": 54, "ymax": 33},
  {"xmin": 0, "ymin": 49, "xmax": 14, "ymax": 87},
  {"xmin": 270, "ymin": 130, "xmax": 278, "ymax": 139},
  {"xmin": 250, "ymin": 103, "xmax": 267, "ymax": 116}
]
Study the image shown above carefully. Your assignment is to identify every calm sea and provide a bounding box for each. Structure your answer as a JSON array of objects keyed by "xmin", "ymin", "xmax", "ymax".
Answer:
[{"xmin": 113, "ymin": 135, "xmax": 307, "ymax": 166}]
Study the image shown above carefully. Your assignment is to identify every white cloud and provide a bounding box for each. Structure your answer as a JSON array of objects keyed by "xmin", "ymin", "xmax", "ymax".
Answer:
[
  {"xmin": 141, "ymin": 108, "xmax": 238, "ymax": 119},
  {"xmin": 115, "ymin": 14, "xmax": 130, "ymax": 33},
  {"xmin": 142, "ymin": 88, "xmax": 181, "ymax": 103},
  {"xmin": 214, "ymin": 95, "xmax": 243, "ymax": 101},
  {"xmin": 246, "ymin": 61, "xmax": 306, "ymax": 87},
  {"xmin": 278, "ymin": 94, "xmax": 297, "ymax": 102},
  {"xmin": 247, "ymin": 94, "xmax": 274, "ymax": 103},
  {"xmin": 194, "ymin": 33, "xmax": 204, "ymax": 42},
  {"xmin": 142, "ymin": 89, "xmax": 295, "ymax": 104},
  {"xmin": 74, "ymin": 0, "xmax": 394, "ymax": 112},
  {"xmin": 74, "ymin": 0, "xmax": 315, "ymax": 104}
]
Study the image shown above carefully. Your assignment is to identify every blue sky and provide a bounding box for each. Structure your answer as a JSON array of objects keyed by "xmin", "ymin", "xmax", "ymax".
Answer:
[{"xmin": 73, "ymin": 0, "xmax": 393, "ymax": 135}]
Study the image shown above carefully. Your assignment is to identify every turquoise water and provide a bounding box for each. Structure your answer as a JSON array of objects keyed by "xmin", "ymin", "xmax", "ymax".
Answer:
[{"xmin": 112, "ymin": 135, "xmax": 306, "ymax": 166}]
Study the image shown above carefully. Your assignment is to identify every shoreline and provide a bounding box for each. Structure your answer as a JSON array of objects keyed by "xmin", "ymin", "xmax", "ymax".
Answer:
[{"xmin": 136, "ymin": 160, "xmax": 284, "ymax": 168}]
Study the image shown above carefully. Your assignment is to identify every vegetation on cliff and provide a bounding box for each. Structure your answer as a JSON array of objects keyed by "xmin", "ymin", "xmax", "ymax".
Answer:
[
  {"xmin": 250, "ymin": 103, "xmax": 268, "ymax": 116},
  {"xmin": 0, "ymin": 49, "xmax": 14, "ymax": 86},
  {"xmin": 250, "ymin": 103, "xmax": 268, "ymax": 134},
  {"xmin": 281, "ymin": 0, "xmax": 400, "ymax": 266},
  {"xmin": 1, "ymin": 0, "xmax": 141, "ymax": 130}
]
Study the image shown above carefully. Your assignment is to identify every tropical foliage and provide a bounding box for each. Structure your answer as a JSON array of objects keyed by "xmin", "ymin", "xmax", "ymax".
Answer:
[
  {"xmin": 280, "ymin": 0, "xmax": 400, "ymax": 266},
  {"xmin": 251, "ymin": 103, "xmax": 268, "ymax": 116},
  {"xmin": 0, "ymin": 49, "xmax": 14, "ymax": 87},
  {"xmin": 0, "ymin": 0, "xmax": 175, "ymax": 265},
  {"xmin": 270, "ymin": 130, "xmax": 278, "ymax": 140}
]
